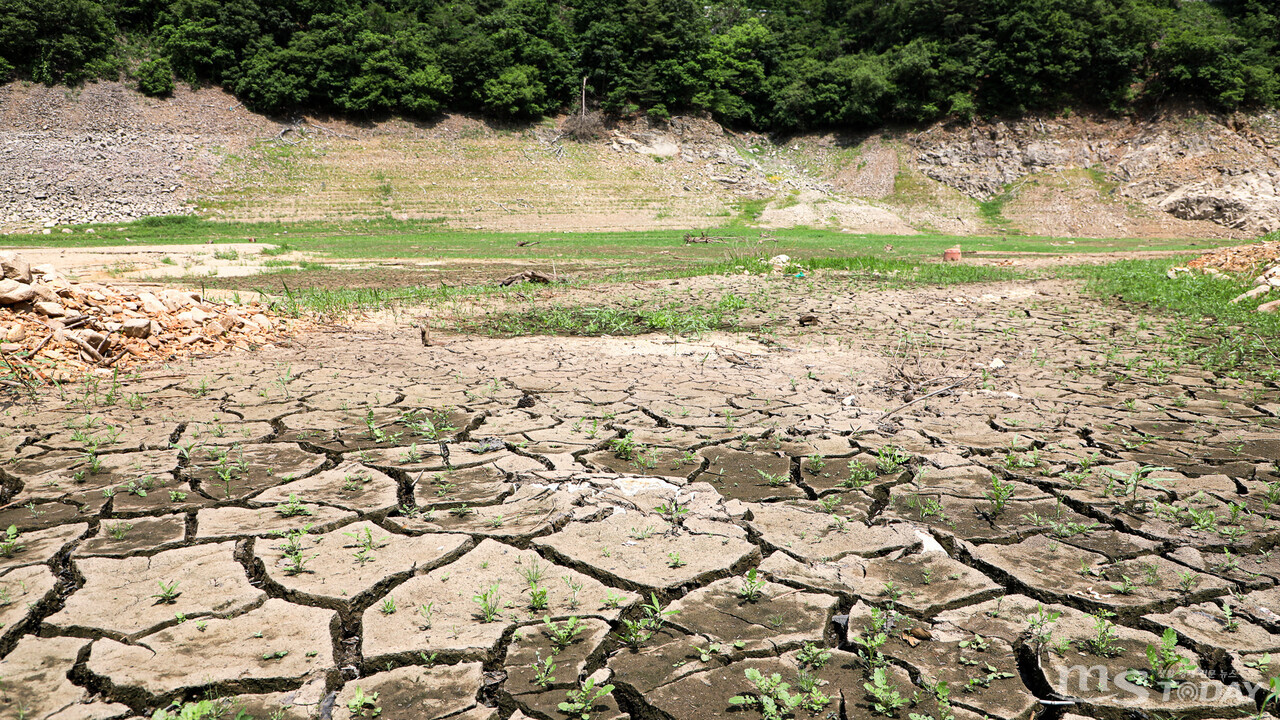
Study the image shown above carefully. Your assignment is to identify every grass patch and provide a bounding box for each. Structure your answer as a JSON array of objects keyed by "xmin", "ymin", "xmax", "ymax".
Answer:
[
  {"xmin": 796, "ymin": 256, "xmax": 1024, "ymax": 285},
  {"xmin": 456, "ymin": 296, "xmax": 747, "ymax": 337},
  {"xmin": 976, "ymin": 187, "xmax": 1019, "ymax": 232},
  {"xmin": 1067, "ymin": 259, "xmax": 1280, "ymax": 378},
  {"xmin": 137, "ymin": 214, "xmax": 206, "ymax": 228}
]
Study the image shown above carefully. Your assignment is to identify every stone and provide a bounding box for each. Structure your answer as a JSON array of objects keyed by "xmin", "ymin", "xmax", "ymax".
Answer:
[
  {"xmin": 30, "ymin": 263, "xmax": 57, "ymax": 279},
  {"xmin": 1259, "ymin": 299, "xmax": 1280, "ymax": 313},
  {"xmin": 1231, "ymin": 284, "xmax": 1271, "ymax": 304},
  {"xmin": 5, "ymin": 323, "xmax": 24, "ymax": 342},
  {"xmin": 33, "ymin": 301, "xmax": 66, "ymax": 317},
  {"xmin": 121, "ymin": 318, "xmax": 151, "ymax": 338},
  {"xmin": 138, "ymin": 291, "xmax": 168, "ymax": 315},
  {"xmin": 0, "ymin": 251, "xmax": 32, "ymax": 283},
  {"xmin": 0, "ymin": 278, "xmax": 35, "ymax": 304},
  {"xmin": 86, "ymin": 599, "xmax": 337, "ymax": 696}
]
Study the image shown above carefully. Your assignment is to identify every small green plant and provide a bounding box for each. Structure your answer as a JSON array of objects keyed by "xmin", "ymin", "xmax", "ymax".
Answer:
[
  {"xmin": 1080, "ymin": 610, "xmax": 1121, "ymax": 658},
  {"xmin": 347, "ymin": 686, "xmax": 381, "ymax": 717},
  {"xmin": 105, "ymin": 522, "xmax": 133, "ymax": 540},
  {"xmin": 843, "ymin": 459, "xmax": 877, "ymax": 487},
  {"xmin": 738, "ymin": 568, "xmax": 766, "ymax": 602},
  {"xmin": 151, "ymin": 580, "xmax": 181, "ymax": 605},
  {"xmin": 473, "ymin": 583, "xmax": 502, "ymax": 623},
  {"xmin": 533, "ymin": 651, "xmax": 556, "ymax": 687},
  {"xmin": 667, "ymin": 551, "xmax": 686, "ymax": 568},
  {"xmin": 864, "ymin": 666, "xmax": 907, "ymax": 716},
  {"xmin": 1222, "ymin": 601, "xmax": 1240, "ymax": 632},
  {"xmin": 528, "ymin": 583, "xmax": 549, "ymax": 610},
  {"xmin": 1126, "ymin": 627, "xmax": 1195, "ymax": 690},
  {"xmin": 616, "ymin": 592, "xmax": 679, "ymax": 647},
  {"xmin": 985, "ymin": 476, "xmax": 1015, "ymax": 517},
  {"xmin": 545, "ymin": 615, "xmax": 583, "ymax": 651},
  {"xmin": 0, "ymin": 525, "xmax": 26, "ymax": 557},
  {"xmin": 797, "ymin": 641, "xmax": 831, "ymax": 669},
  {"xmin": 559, "ymin": 678, "xmax": 614, "ymax": 720},
  {"xmin": 380, "ymin": 597, "xmax": 397, "ymax": 615},
  {"xmin": 876, "ymin": 446, "xmax": 910, "ymax": 474},
  {"xmin": 275, "ymin": 493, "xmax": 312, "ymax": 517},
  {"xmin": 730, "ymin": 668, "xmax": 805, "ymax": 720},
  {"xmin": 1110, "ymin": 574, "xmax": 1136, "ymax": 595},
  {"xmin": 609, "ymin": 432, "xmax": 640, "ymax": 460}
]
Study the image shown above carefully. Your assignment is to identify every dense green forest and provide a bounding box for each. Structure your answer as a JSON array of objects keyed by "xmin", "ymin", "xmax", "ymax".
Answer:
[{"xmin": 1, "ymin": 0, "xmax": 1277, "ymax": 129}]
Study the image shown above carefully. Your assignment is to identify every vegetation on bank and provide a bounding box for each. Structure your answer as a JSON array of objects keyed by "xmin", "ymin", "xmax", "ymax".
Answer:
[{"xmin": 2, "ymin": 0, "xmax": 1277, "ymax": 130}]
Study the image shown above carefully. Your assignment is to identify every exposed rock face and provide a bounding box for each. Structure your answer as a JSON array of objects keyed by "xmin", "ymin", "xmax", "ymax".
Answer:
[{"xmin": 911, "ymin": 112, "xmax": 1280, "ymax": 233}]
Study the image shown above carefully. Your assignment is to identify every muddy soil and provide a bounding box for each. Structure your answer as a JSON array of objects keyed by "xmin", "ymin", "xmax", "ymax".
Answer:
[{"xmin": 1, "ymin": 273, "xmax": 1278, "ymax": 720}]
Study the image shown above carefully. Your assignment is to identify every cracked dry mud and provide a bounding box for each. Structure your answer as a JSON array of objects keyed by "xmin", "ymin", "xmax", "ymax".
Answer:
[{"xmin": 1, "ymin": 274, "xmax": 1279, "ymax": 720}]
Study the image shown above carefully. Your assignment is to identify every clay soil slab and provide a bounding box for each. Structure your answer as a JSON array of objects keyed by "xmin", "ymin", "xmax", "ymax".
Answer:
[
  {"xmin": 42, "ymin": 421, "xmax": 179, "ymax": 453},
  {"xmin": 256, "ymin": 521, "xmax": 472, "ymax": 606},
  {"xmin": 388, "ymin": 485, "xmax": 577, "ymax": 544},
  {"xmin": 0, "ymin": 522, "xmax": 87, "ymax": 571},
  {"xmin": 10, "ymin": 449, "xmax": 179, "ymax": 509},
  {"xmin": 1039, "ymin": 613, "xmax": 1254, "ymax": 719},
  {"xmin": 664, "ymin": 576, "xmax": 839, "ymax": 653},
  {"xmin": 0, "ymin": 499, "xmax": 87, "ymax": 532},
  {"xmin": 0, "ymin": 636, "xmax": 130, "ymax": 720},
  {"xmin": 361, "ymin": 538, "xmax": 638, "ymax": 663},
  {"xmin": 194, "ymin": 504, "xmax": 356, "ymax": 539},
  {"xmin": 505, "ymin": 618, "xmax": 612, "ymax": 697},
  {"xmin": 185, "ymin": 443, "xmax": 326, "ymax": 500},
  {"xmin": 177, "ymin": 420, "xmax": 275, "ymax": 446},
  {"xmin": 0, "ymin": 564, "xmax": 58, "ymax": 642},
  {"xmin": 581, "ymin": 449, "xmax": 701, "ymax": 480},
  {"xmin": 534, "ymin": 513, "xmax": 760, "ymax": 593},
  {"xmin": 253, "ymin": 461, "xmax": 399, "ymax": 513},
  {"xmin": 1144, "ymin": 602, "xmax": 1280, "ymax": 654},
  {"xmin": 970, "ymin": 534, "xmax": 1229, "ymax": 613},
  {"xmin": 413, "ymin": 465, "xmax": 515, "ymax": 508},
  {"xmin": 696, "ymin": 447, "xmax": 804, "ymax": 502},
  {"xmin": 49, "ymin": 541, "xmax": 265, "ymax": 639},
  {"xmin": 883, "ymin": 491, "xmax": 1095, "ymax": 545},
  {"xmin": 74, "ymin": 515, "xmax": 187, "ymax": 557},
  {"xmin": 893, "ymin": 636, "xmax": 1036, "ymax": 720},
  {"xmin": 746, "ymin": 503, "xmax": 917, "ymax": 561},
  {"xmin": 332, "ymin": 663, "xmax": 485, "ymax": 720},
  {"xmin": 862, "ymin": 553, "xmax": 1003, "ymax": 616},
  {"xmin": 86, "ymin": 598, "xmax": 336, "ymax": 697},
  {"xmin": 607, "ymin": 627, "xmax": 733, "ymax": 699}
]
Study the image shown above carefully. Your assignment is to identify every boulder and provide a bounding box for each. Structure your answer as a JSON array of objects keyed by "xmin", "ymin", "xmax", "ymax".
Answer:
[
  {"xmin": 0, "ymin": 279, "xmax": 35, "ymax": 305},
  {"xmin": 0, "ymin": 252, "xmax": 32, "ymax": 283},
  {"xmin": 121, "ymin": 318, "xmax": 151, "ymax": 338}
]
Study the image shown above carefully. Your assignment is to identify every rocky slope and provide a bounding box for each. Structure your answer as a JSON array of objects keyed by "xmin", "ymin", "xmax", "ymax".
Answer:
[{"xmin": 2, "ymin": 79, "xmax": 1278, "ymax": 238}]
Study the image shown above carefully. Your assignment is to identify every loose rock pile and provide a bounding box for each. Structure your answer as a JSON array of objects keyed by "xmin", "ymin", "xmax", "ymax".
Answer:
[
  {"xmin": 0, "ymin": 251, "xmax": 299, "ymax": 383},
  {"xmin": 1168, "ymin": 239, "xmax": 1280, "ymax": 312}
]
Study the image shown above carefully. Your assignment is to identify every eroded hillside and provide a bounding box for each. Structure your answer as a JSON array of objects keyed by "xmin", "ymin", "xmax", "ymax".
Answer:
[{"xmin": 2, "ymin": 81, "xmax": 1277, "ymax": 238}]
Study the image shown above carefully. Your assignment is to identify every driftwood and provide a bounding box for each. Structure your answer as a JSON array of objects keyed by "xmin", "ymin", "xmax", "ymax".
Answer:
[{"xmin": 683, "ymin": 231, "xmax": 730, "ymax": 245}]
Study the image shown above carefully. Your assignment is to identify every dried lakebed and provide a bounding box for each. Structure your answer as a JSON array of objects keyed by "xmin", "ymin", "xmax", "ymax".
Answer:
[{"xmin": 1, "ymin": 276, "xmax": 1278, "ymax": 720}]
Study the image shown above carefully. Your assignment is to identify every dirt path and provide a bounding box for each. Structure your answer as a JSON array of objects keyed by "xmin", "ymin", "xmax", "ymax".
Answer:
[{"xmin": 1, "ymin": 275, "xmax": 1277, "ymax": 720}]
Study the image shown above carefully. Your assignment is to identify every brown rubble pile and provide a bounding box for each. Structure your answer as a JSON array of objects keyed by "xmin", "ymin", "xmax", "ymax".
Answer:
[
  {"xmin": 0, "ymin": 251, "xmax": 300, "ymax": 383},
  {"xmin": 1186, "ymin": 239, "xmax": 1280, "ymax": 274},
  {"xmin": 1167, "ymin": 239, "xmax": 1280, "ymax": 313}
]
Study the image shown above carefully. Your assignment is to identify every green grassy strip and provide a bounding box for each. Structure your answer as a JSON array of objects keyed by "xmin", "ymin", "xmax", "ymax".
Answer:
[{"xmin": 1064, "ymin": 259, "xmax": 1280, "ymax": 335}]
